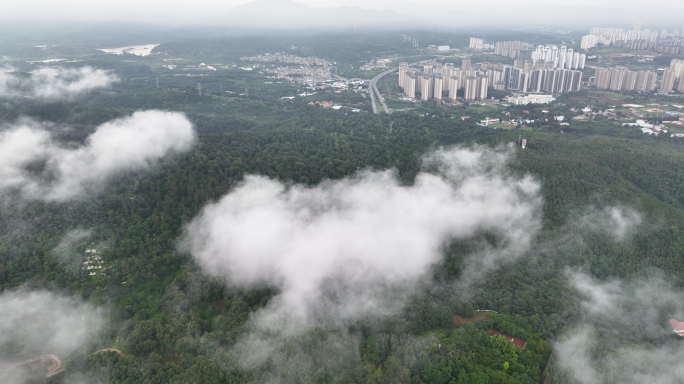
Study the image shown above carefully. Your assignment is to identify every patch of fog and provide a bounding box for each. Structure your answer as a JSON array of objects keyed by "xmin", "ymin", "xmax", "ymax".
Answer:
[
  {"xmin": 26, "ymin": 59, "xmax": 65, "ymax": 64},
  {"xmin": 98, "ymin": 44, "xmax": 159, "ymax": 57}
]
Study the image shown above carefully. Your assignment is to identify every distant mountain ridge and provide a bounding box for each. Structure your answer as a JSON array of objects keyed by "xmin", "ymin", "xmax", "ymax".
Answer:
[{"xmin": 224, "ymin": 0, "xmax": 425, "ymax": 30}]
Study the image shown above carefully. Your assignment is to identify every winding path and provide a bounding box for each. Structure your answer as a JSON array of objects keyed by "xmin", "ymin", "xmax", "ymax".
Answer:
[
  {"xmin": 93, "ymin": 348, "xmax": 126, "ymax": 357},
  {"xmin": 16, "ymin": 354, "xmax": 63, "ymax": 377}
]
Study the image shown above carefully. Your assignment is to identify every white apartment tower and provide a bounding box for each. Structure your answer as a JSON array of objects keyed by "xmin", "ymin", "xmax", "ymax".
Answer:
[
  {"xmin": 578, "ymin": 54, "xmax": 586, "ymax": 70},
  {"xmin": 464, "ymin": 76, "xmax": 478, "ymax": 101},
  {"xmin": 566, "ymin": 49, "xmax": 574, "ymax": 69},
  {"xmin": 405, "ymin": 74, "xmax": 416, "ymax": 98},
  {"xmin": 671, "ymin": 59, "xmax": 684, "ymax": 80},
  {"xmin": 558, "ymin": 46, "xmax": 567, "ymax": 69},
  {"xmin": 571, "ymin": 52, "xmax": 580, "ymax": 70},
  {"xmin": 448, "ymin": 76, "xmax": 459, "ymax": 101},
  {"xmin": 660, "ymin": 69, "xmax": 676, "ymax": 94},
  {"xmin": 420, "ymin": 74, "xmax": 432, "ymax": 101},
  {"xmin": 433, "ymin": 75, "xmax": 443, "ymax": 101}
]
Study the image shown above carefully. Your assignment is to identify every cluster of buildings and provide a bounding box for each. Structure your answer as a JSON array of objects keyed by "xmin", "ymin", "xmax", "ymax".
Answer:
[
  {"xmin": 581, "ymin": 27, "xmax": 684, "ymax": 54},
  {"xmin": 505, "ymin": 60, "xmax": 583, "ymax": 94},
  {"xmin": 528, "ymin": 45, "xmax": 586, "ymax": 70},
  {"xmin": 398, "ymin": 57, "xmax": 582, "ymax": 102},
  {"xmin": 594, "ymin": 67, "xmax": 658, "ymax": 92},
  {"xmin": 239, "ymin": 53, "xmax": 334, "ymax": 86},
  {"xmin": 581, "ymin": 28, "xmax": 661, "ymax": 49},
  {"xmin": 240, "ymin": 52, "xmax": 332, "ymax": 67},
  {"xmin": 470, "ymin": 38, "xmax": 586, "ymax": 70},
  {"xmin": 399, "ymin": 60, "xmax": 487, "ymax": 102},
  {"xmin": 594, "ymin": 59, "xmax": 684, "ymax": 94},
  {"xmin": 266, "ymin": 65, "xmax": 332, "ymax": 85},
  {"xmin": 492, "ymin": 41, "xmax": 534, "ymax": 59},
  {"xmin": 360, "ymin": 58, "xmax": 392, "ymax": 71},
  {"xmin": 469, "ymin": 38, "xmax": 495, "ymax": 51},
  {"xmin": 662, "ymin": 59, "xmax": 684, "ymax": 94}
]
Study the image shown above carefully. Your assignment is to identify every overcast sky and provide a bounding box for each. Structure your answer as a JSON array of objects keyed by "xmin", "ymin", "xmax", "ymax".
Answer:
[{"xmin": 0, "ymin": 0, "xmax": 682, "ymax": 29}]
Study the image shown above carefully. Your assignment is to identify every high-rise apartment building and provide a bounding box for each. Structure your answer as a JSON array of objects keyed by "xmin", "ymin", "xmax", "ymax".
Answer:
[
  {"xmin": 448, "ymin": 76, "xmax": 459, "ymax": 101},
  {"xmin": 462, "ymin": 58, "xmax": 471, "ymax": 71},
  {"xmin": 477, "ymin": 75, "xmax": 489, "ymax": 100},
  {"xmin": 581, "ymin": 35, "xmax": 600, "ymax": 49},
  {"xmin": 594, "ymin": 67, "xmax": 613, "ymax": 89},
  {"xmin": 558, "ymin": 46, "xmax": 567, "ymax": 69},
  {"xmin": 571, "ymin": 52, "xmax": 580, "ymax": 70},
  {"xmin": 609, "ymin": 67, "xmax": 628, "ymax": 91},
  {"xmin": 635, "ymin": 71, "xmax": 657, "ymax": 92},
  {"xmin": 566, "ymin": 49, "xmax": 574, "ymax": 69},
  {"xmin": 660, "ymin": 69, "xmax": 676, "ymax": 94},
  {"xmin": 523, "ymin": 59, "xmax": 534, "ymax": 74},
  {"xmin": 404, "ymin": 74, "xmax": 416, "ymax": 98},
  {"xmin": 420, "ymin": 74, "xmax": 431, "ymax": 101},
  {"xmin": 398, "ymin": 62, "xmax": 409, "ymax": 89},
  {"xmin": 463, "ymin": 76, "xmax": 478, "ymax": 101},
  {"xmin": 623, "ymin": 70, "xmax": 638, "ymax": 91},
  {"xmin": 433, "ymin": 75, "xmax": 443, "ymax": 101},
  {"xmin": 469, "ymin": 38, "xmax": 484, "ymax": 50},
  {"xmin": 595, "ymin": 67, "xmax": 656, "ymax": 92},
  {"xmin": 578, "ymin": 54, "xmax": 586, "ymax": 70},
  {"xmin": 671, "ymin": 59, "xmax": 684, "ymax": 79}
]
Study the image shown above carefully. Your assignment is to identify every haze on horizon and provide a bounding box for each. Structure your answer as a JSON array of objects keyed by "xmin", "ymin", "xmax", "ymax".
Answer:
[{"xmin": 0, "ymin": 0, "xmax": 683, "ymax": 30}]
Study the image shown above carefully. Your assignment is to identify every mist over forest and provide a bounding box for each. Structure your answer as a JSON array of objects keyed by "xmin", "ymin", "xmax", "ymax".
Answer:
[{"xmin": 2, "ymin": 1, "xmax": 684, "ymax": 383}]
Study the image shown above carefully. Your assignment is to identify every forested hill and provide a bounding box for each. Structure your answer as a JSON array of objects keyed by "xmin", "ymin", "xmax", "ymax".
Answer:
[
  {"xmin": 2, "ymin": 98, "xmax": 684, "ymax": 383},
  {"xmin": 3, "ymin": 29, "xmax": 684, "ymax": 382}
]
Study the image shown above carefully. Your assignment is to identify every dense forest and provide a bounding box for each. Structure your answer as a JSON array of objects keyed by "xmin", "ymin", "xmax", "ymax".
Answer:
[{"xmin": 2, "ymin": 31, "xmax": 684, "ymax": 384}]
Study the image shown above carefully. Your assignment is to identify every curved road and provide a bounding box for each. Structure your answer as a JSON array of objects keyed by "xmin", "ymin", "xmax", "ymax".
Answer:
[{"xmin": 369, "ymin": 68, "xmax": 397, "ymax": 114}]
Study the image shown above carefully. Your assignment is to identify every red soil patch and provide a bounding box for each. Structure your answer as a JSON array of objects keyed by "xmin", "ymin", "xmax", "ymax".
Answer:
[
  {"xmin": 489, "ymin": 328, "xmax": 526, "ymax": 349},
  {"xmin": 453, "ymin": 312, "xmax": 491, "ymax": 327}
]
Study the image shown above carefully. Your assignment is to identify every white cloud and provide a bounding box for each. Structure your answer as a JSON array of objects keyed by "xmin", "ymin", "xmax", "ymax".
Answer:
[
  {"xmin": 52, "ymin": 229, "xmax": 93, "ymax": 273},
  {"xmin": 0, "ymin": 66, "xmax": 117, "ymax": 100},
  {"xmin": 572, "ymin": 205, "xmax": 642, "ymax": 241},
  {"xmin": 0, "ymin": 290, "xmax": 104, "ymax": 384},
  {"xmin": 555, "ymin": 272, "xmax": 684, "ymax": 384},
  {"xmin": 0, "ymin": 110, "xmax": 195, "ymax": 202},
  {"xmin": 184, "ymin": 145, "xmax": 542, "ymax": 337}
]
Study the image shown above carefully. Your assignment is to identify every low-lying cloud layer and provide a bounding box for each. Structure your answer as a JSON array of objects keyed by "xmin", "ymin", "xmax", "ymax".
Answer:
[
  {"xmin": 0, "ymin": 66, "xmax": 117, "ymax": 99},
  {"xmin": 0, "ymin": 110, "xmax": 195, "ymax": 201},
  {"xmin": 554, "ymin": 272, "xmax": 684, "ymax": 384},
  {"xmin": 185, "ymin": 146, "xmax": 542, "ymax": 336},
  {"xmin": 0, "ymin": 290, "xmax": 104, "ymax": 383}
]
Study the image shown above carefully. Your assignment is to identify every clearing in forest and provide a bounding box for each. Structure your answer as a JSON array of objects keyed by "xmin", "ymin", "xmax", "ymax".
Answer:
[{"xmin": 453, "ymin": 312, "xmax": 492, "ymax": 327}]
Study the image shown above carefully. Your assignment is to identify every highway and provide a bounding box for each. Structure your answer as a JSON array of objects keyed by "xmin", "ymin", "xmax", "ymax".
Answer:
[
  {"xmin": 369, "ymin": 68, "xmax": 397, "ymax": 114},
  {"xmin": 369, "ymin": 75, "xmax": 378, "ymax": 114}
]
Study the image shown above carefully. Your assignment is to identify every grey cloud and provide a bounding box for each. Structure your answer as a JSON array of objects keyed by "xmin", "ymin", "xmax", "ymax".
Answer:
[
  {"xmin": 0, "ymin": 289, "xmax": 104, "ymax": 384},
  {"xmin": 52, "ymin": 229, "xmax": 93, "ymax": 273},
  {"xmin": 0, "ymin": 110, "xmax": 195, "ymax": 202},
  {"xmin": 184, "ymin": 145, "xmax": 542, "ymax": 339},
  {"xmin": 0, "ymin": 66, "xmax": 117, "ymax": 99},
  {"xmin": 572, "ymin": 206, "xmax": 642, "ymax": 241},
  {"xmin": 554, "ymin": 272, "xmax": 684, "ymax": 384}
]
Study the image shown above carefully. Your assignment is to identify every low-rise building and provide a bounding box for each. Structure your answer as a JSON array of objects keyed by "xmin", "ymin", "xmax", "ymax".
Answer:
[{"xmin": 670, "ymin": 319, "xmax": 684, "ymax": 335}]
